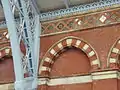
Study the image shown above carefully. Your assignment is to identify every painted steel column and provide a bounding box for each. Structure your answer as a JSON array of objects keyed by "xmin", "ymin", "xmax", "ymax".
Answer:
[
  {"xmin": 1, "ymin": 0, "xmax": 41, "ymax": 90},
  {"xmin": 34, "ymin": 15, "xmax": 41, "ymax": 76},
  {"xmin": 1, "ymin": 0, "xmax": 24, "ymax": 90}
]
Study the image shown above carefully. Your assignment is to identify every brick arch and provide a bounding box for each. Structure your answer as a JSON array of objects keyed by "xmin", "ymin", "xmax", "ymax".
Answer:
[
  {"xmin": 107, "ymin": 39, "xmax": 120, "ymax": 69},
  {"xmin": 39, "ymin": 36, "xmax": 100, "ymax": 76},
  {"xmin": 0, "ymin": 46, "xmax": 11, "ymax": 59}
]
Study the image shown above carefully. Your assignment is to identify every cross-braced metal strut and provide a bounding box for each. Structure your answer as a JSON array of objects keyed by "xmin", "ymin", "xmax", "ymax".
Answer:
[{"xmin": 1, "ymin": 0, "xmax": 41, "ymax": 90}]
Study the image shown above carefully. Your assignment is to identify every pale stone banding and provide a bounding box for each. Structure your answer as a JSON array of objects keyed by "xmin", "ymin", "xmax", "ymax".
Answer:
[
  {"xmin": 109, "ymin": 58, "xmax": 117, "ymax": 63},
  {"xmin": 92, "ymin": 71, "xmax": 118, "ymax": 80},
  {"xmin": 88, "ymin": 51, "xmax": 95, "ymax": 57},
  {"xmin": 112, "ymin": 48, "xmax": 119, "ymax": 54},
  {"xmin": 0, "ymin": 71, "xmax": 119, "ymax": 88},
  {"xmin": 108, "ymin": 39, "xmax": 120, "ymax": 67},
  {"xmin": 50, "ymin": 49, "xmax": 57, "ymax": 56},
  {"xmin": 39, "ymin": 71, "xmax": 120, "ymax": 86},
  {"xmin": 44, "ymin": 57, "xmax": 54, "ymax": 64},
  {"xmin": 75, "ymin": 40, "xmax": 81, "ymax": 47},
  {"xmin": 57, "ymin": 43, "xmax": 63, "ymax": 49},
  {"xmin": 82, "ymin": 44, "xmax": 89, "ymax": 51},
  {"xmin": 41, "ymin": 66, "xmax": 51, "ymax": 72},
  {"xmin": 39, "ymin": 75, "xmax": 92, "ymax": 86},
  {"xmin": 66, "ymin": 39, "xmax": 72, "ymax": 46},
  {"xmin": 0, "ymin": 83, "xmax": 14, "ymax": 90},
  {"xmin": 92, "ymin": 59, "xmax": 99, "ymax": 65},
  {"xmin": 40, "ymin": 37, "xmax": 100, "ymax": 75}
]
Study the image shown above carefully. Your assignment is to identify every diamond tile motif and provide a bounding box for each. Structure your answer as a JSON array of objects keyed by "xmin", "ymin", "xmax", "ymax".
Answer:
[
  {"xmin": 41, "ymin": 9, "xmax": 120, "ymax": 35},
  {"xmin": 99, "ymin": 15, "xmax": 107, "ymax": 23},
  {"xmin": 57, "ymin": 23, "xmax": 64, "ymax": 29},
  {"xmin": 78, "ymin": 20, "xmax": 82, "ymax": 25}
]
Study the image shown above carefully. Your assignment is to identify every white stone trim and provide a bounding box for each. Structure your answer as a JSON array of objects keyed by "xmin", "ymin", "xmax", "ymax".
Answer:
[
  {"xmin": 50, "ymin": 49, "xmax": 57, "ymax": 56},
  {"xmin": 92, "ymin": 71, "xmax": 118, "ymax": 80},
  {"xmin": 99, "ymin": 15, "xmax": 107, "ymax": 23},
  {"xmin": 109, "ymin": 58, "xmax": 117, "ymax": 63},
  {"xmin": 38, "ymin": 75, "xmax": 92, "ymax": 86},
  {"xmin": 92, "ymin": 71, "xmax": 117, "ymax": 75},
  {"xmin": 66, "ymin": 39, "xmax": 72, "ymax": 46},
  {"xmin": 75, "ymin": 40, "xmax": 81, "ymax": 47},
  {"xmin": 38, "ymin": 71, "xmax": 120, "ymax": 86},
  {"xmin": 88, "ymin": 51, "xmax": 95, "ymax": 57},
  {"xmin": 38, "ymin": 78, "xmax": 48, "ymax": 85},
  {"xmin": 92, "ymin": 73, "xmax": 117, "ymax": 80},
  {"xmin": 82, "ymin": 44, "xmax": 89, "ymax": 51},
  {"xmin": 0, "ymin": 83, "xmax": 14, "ymax": 90},
  {"xmin": 0, "ymin": 71, "xmax": 120, "ymax": 88},
  {"xmin": 92, "ymin": 59, "xmax": 99, "ymax": 65},
  {"xmin": 112, "ymin": 48, "xmax": 119, "ymax": 54},
  {"xmin": 57, "ymin": 43, "xmax": 63, "ymax": 49},
  {"xmin": 44, "ymin": 57, "xmax": 53, "ymax": 64},
  {"xmin": 40, "ymin": 66, "xmax": 51, "ymax": 72}
]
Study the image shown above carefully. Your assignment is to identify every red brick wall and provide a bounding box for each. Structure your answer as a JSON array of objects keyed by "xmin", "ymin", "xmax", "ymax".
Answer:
[
  {"xmin": 0, "ymin": 57, "xmax": 15, "ymax": 84},
  {"xmin": 0, "ymin": 9, "xmax": 120, "ymax": 90},
  {"xmin": 38, "ymin": 83, "xmax": 92, "ymax": 90},
  {"xmin": 50, "ymin": 47, "xmax": 90, "ymax": 77},
  {"xmin": 93, "ymin": 79, "xmax": 118, "ymax": 90},
  {"xmin": 40, "ymin": 24, "xmax": 120, "ymax": 70},
  {"xmin": 39, "ymin": 24, "xmax": 120, "ymax": 90},
  {"xmin": 48, "ymin": 83, "xmax": 92, "ymax": 90}
]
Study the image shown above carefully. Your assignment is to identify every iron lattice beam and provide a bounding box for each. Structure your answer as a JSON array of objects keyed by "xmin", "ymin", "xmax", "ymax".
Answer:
[{"xmin": 1, "ymin": 0, "xmax": 41, "ymax": 90}]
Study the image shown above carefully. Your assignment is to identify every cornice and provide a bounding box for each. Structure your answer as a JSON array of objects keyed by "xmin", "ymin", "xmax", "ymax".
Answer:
[
  {"xmin": 40, "ymin": 0, "xmax": 120, "ymax": 21},
  {"xmin": 0, "ymin": 0, "xmax": 120, "ymax": 29}
]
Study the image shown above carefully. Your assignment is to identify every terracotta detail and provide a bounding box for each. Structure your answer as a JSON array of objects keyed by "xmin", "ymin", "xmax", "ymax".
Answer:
[
  {"xmin": 39, "ymin": 36, "xmax": 100, "ymax": 76},
  {"xmin": 41, "ymin": 8, "xmax": 120, "ymax": 35},
  {"xmin": 0, "ymin": 47, "xmax": 11, "ymax": 59},
  {"xmin": 108, "ymin": 39, "xmax": 120, "ymax": 69}
]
